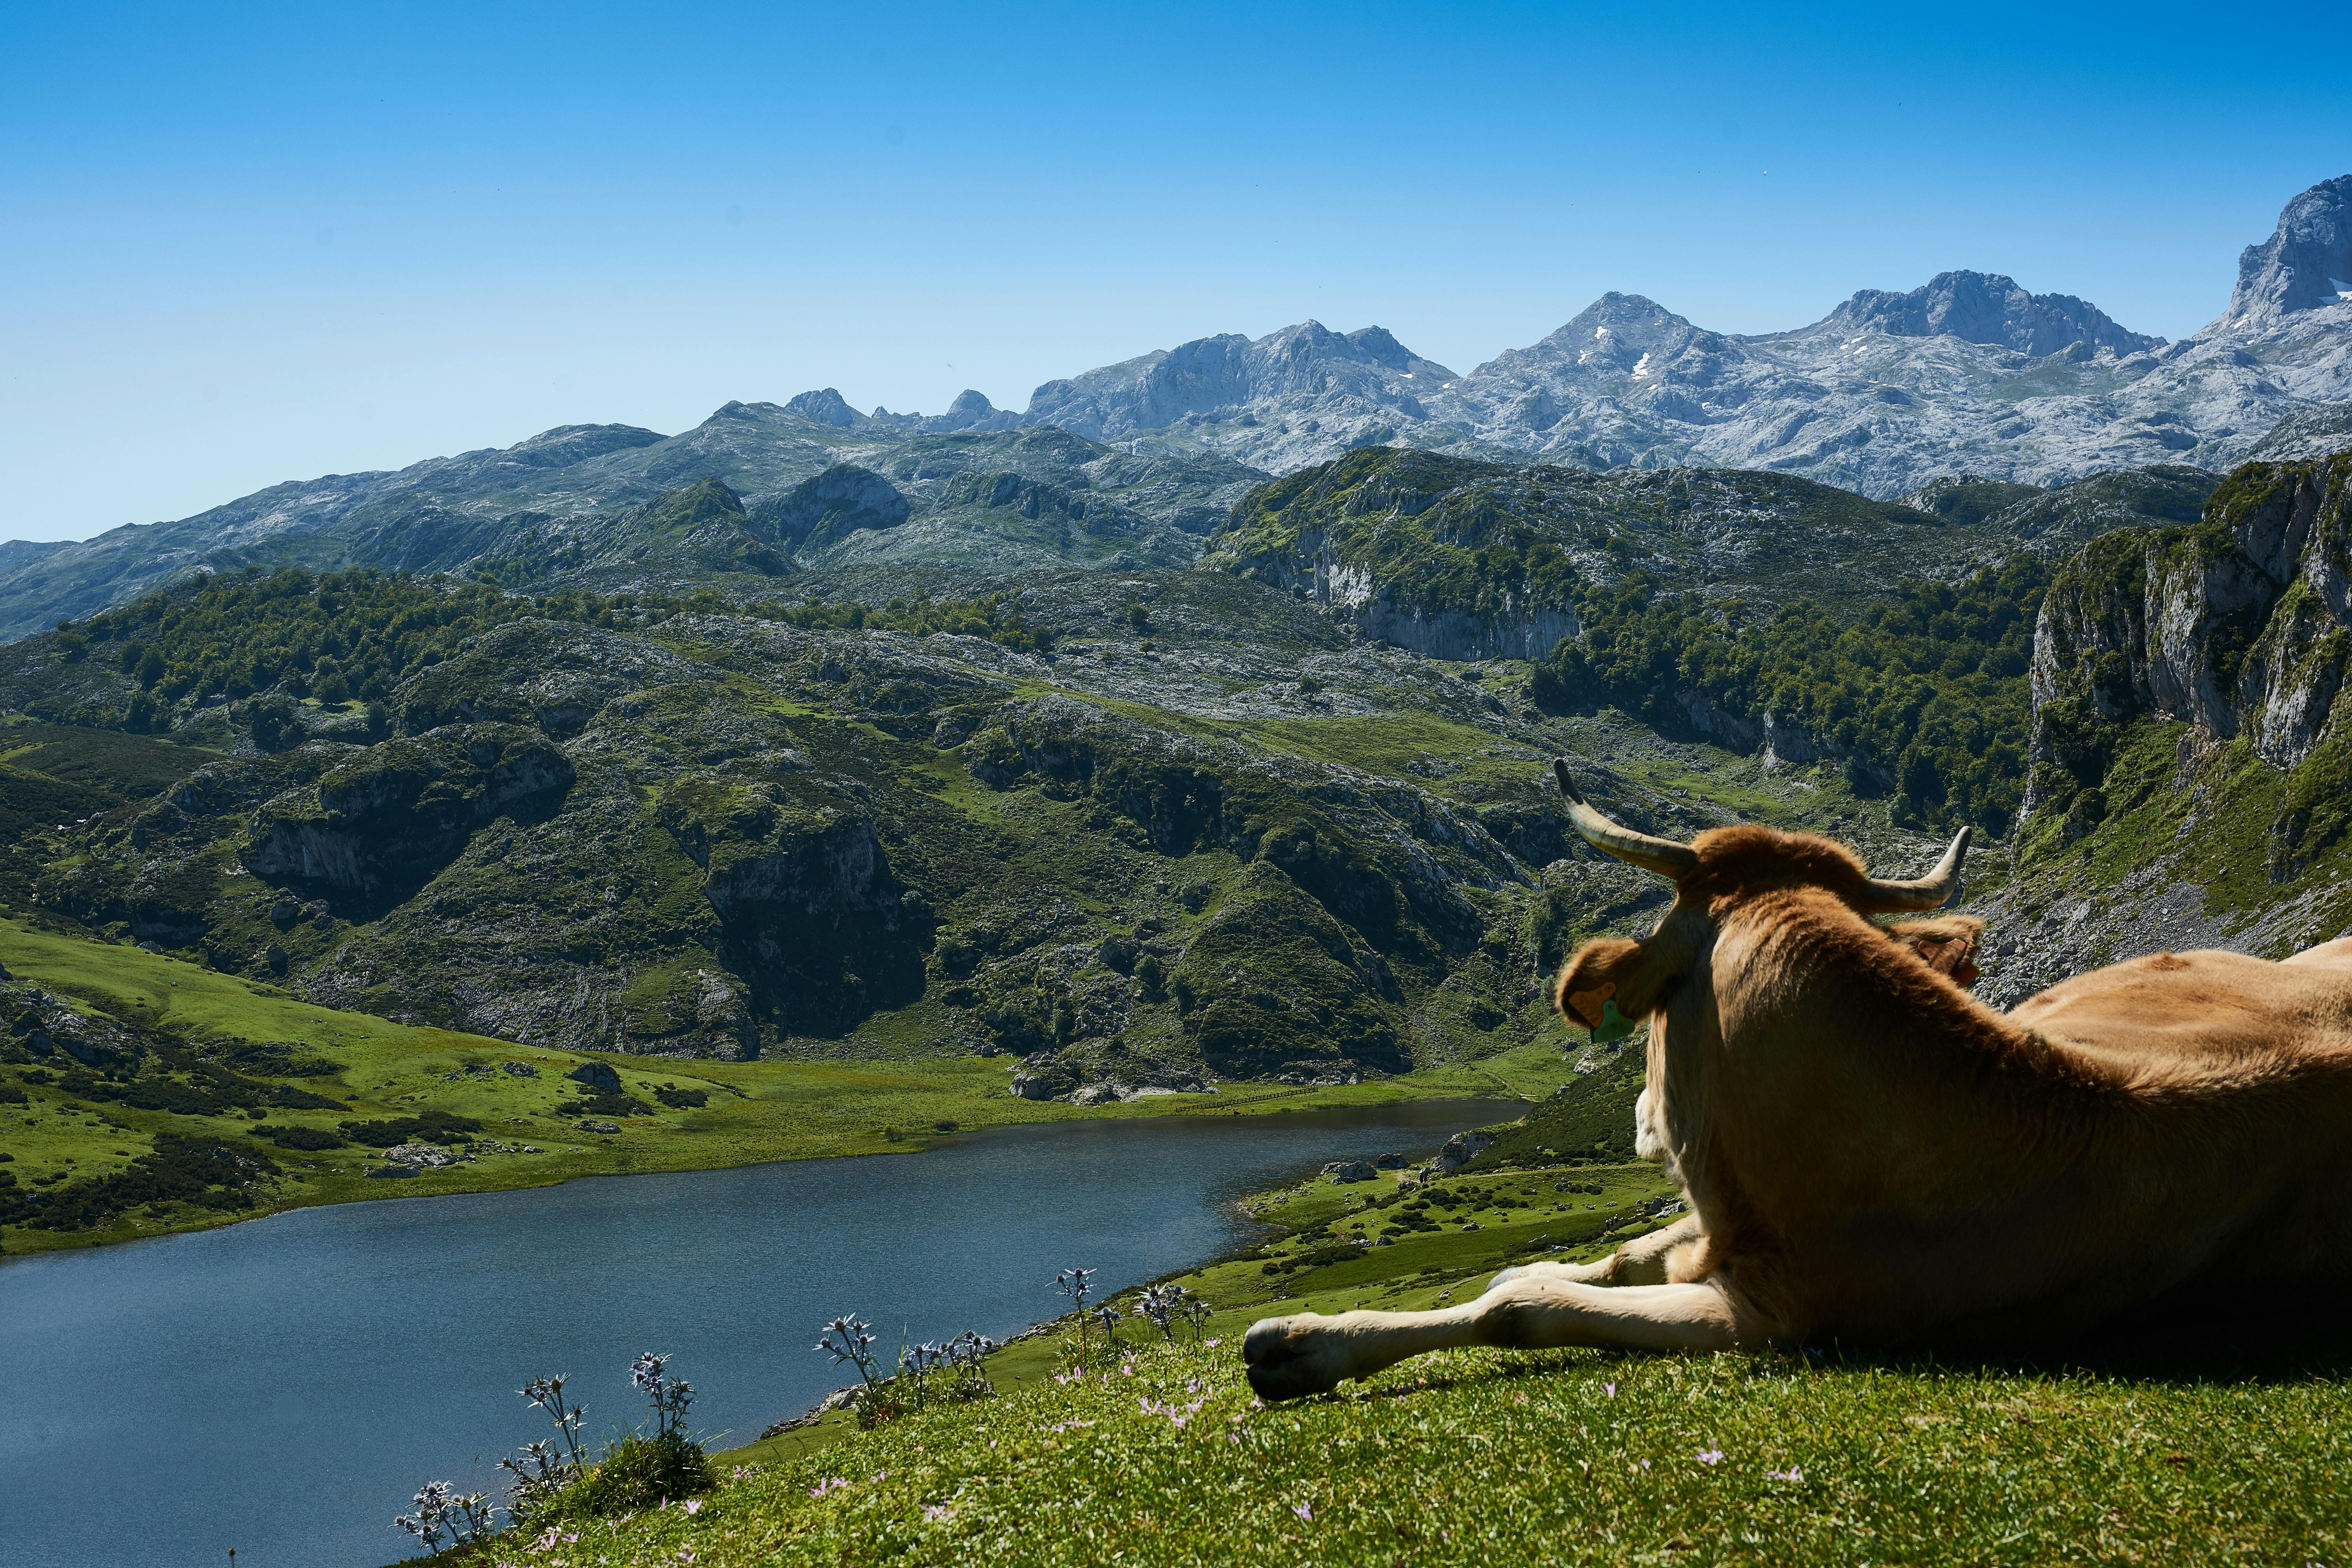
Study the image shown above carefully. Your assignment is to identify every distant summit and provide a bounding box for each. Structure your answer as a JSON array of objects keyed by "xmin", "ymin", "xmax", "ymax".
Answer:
[
  {"xmin": 1816, "ymin": 270, "xmax": 2163, "ymax": 357},
  {"xmin": 784, "ymin": 387, "xmax": 864, "ymax": 428},
  {"xmin": 784, "ymin": 385, "xmax": 1017, "ymax": 434},
  {"xmin": 1019, "ymin": 319, "xmax": 1457, "ymax": 472},
  {"xmin": 2217, "ymin": 174, "xmax": 2352, "ymax": 331}
]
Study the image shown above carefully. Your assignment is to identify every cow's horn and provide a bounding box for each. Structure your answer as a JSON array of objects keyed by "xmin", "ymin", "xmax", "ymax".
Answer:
[
  {"xmin": 1857, "ymin": 827, "xmax": 1972, "ymax": 912},
  {"xmin": 1552, "ymin": 759, "xmax": 1699, "ymax": 878}
]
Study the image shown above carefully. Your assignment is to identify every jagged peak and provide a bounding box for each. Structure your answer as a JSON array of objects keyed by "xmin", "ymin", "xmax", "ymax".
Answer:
[
  {"xmin": 2216, "ymin": 174, "xmax": 2352, "ymax": 334},
  {"xmin": 1819, "ymin": 271, "xmax": 2161, "ymax": 357},
  {"xmin": 783, "ymin": 388, "xmax": 865, "ymax": 429}
]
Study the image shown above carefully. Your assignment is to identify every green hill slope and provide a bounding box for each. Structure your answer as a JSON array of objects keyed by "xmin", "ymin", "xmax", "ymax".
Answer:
[{"xmin": 0, "ymin": 915, "xmax": 1565, "ymax": 1254}]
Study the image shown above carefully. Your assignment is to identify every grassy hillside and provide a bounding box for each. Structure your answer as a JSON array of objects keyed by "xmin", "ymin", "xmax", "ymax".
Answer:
[
  {"xmin": 500, "ymin": 1339, "xmax": 2348, "ymax": 1567},
  {"xmin": 0, "ymin": 918, "xmax": 1571, "ymax": 1255},
  {"xmin": 0, "ymin": 559, "xmax": 1952, "ymax": 1103},
  {"xmin": 405, "ymin": 1065, "xmax": 2350, "ymax": 1567}
]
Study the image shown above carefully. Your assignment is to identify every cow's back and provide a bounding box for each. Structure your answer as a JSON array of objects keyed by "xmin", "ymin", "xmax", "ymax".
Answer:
[{"xmin": 2009, "ymin": 947, "xmax": 2352, "ymax": 1081}]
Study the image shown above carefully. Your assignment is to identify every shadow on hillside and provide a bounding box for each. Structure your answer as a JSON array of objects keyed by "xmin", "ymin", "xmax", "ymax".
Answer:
[{"xmin": 1813, "ymin": 1297, "xmax": 2352, "ymax": 1387}]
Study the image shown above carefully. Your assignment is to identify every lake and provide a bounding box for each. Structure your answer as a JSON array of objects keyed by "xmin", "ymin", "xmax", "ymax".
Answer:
[{"xmin": 0, "ymin": 1095, "xmax": 1519, "ymax": 1568}]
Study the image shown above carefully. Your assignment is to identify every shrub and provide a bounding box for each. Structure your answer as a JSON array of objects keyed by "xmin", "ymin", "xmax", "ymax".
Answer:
[
  {"xmin": 564, "ymin": 1431, "xmax": 713, "ymax": 1514},
  {"xmin": 338, "ymin": 1108, "xmax": 481, "ymax": 1147},
  {"xmin": 247, "ymin": 694, "xmax": 299, "ymax": 751},
  {"xmin": 261, "ymin": 1124, "xmax": 344, "ymax": 1150}
]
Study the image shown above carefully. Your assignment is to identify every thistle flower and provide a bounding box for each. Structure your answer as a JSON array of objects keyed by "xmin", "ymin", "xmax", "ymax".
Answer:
[
  {"xmin": 1055, "ymin": 1267, "xmax": 1094, "ymax": 1307},
  {"xmin": 817, "ymin": 1315, "xmax": 882, "ymax": 1385},
  {"xmin": 1132, "ymin": 1283, "xmax": 1190, "ymax": 1340}
]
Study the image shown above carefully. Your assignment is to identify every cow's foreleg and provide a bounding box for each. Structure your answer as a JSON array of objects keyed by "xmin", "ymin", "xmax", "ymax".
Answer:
[
  {"xmin": 1489, "ymin": 1214, "xmax": 1704, "ymax": 1291},
  {"xmin": 1242, "ymin": 1269, "xmax": 1746, "ymax": 1401}
]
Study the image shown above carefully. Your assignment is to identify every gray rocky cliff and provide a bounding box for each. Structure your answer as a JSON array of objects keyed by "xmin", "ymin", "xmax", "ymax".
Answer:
[
  {"xmin": 2023, "ymin": 454, "xmax": 2352, "ymax": 823},
  {"xmin": 1234, "ymin": 527, "xmax": 1581, "ymax": 664},
  {"xmin": 2216, "ymin": 175, "xmax": 2352, "ymax": 333}
]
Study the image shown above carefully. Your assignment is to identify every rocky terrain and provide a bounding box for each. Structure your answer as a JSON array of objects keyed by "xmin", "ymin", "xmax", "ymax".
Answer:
[
  {"xmin": 0, "ymin": 408, "xmax": 1265, "ymax": 641},
  {"xmin": 0, "ymin": 513, "xmax": 1976, "ymax": 1101},
  {"xmin": 2, "ymin": 440, "xmax": 2351, "ymax": 1101},
  {"xmin": 1967, "ymin": 451, "xmax": 2352, "ymax": 1003}
]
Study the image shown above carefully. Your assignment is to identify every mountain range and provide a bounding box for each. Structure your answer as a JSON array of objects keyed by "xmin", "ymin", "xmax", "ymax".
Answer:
[
  {"xmin": 0, "ymin": 177, "xmax": 2348, "ymax": 646},
  {"xmin": 1022, "ymin": 177, "xmax": 2352, "ymax": 495}
]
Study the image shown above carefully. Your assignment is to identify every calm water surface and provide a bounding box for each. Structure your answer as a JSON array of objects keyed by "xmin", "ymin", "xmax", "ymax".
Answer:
[{"xmin": 0, "ymin": 1096, "xmax": 1518, "ymax": 1568}]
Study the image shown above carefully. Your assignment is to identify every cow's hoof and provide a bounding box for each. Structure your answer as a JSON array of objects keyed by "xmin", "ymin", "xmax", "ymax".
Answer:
[{"xmin": 1243, "ymin": 1314, "xmax": 1348, "ymax": 1401}]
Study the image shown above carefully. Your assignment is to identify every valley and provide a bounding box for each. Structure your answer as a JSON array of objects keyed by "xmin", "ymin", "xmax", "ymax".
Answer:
[{"xmin": 21, "ymin": 12, "xmax": 2352, "ymax": 1566}]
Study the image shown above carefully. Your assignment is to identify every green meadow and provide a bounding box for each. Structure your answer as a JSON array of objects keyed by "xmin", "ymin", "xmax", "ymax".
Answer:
[
  {"xmin": 424, "ymin": 1146, "xmax": 2352, "ymax": 1568},
  {"xmin": 0, "ymin": 918, "xmax": 1564, "ymax": 1256}
]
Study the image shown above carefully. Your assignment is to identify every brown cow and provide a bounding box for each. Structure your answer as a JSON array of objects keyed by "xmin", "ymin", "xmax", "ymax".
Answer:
[{"xmin": 1241, "ymin": 759, "xmax": 2352, "ymax": 1400}]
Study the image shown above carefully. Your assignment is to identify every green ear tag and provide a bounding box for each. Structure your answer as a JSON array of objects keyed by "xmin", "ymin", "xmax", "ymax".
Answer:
[{"xmin": 1592, "ymin": 998, "xmax": 1634, "ymax": 1045}]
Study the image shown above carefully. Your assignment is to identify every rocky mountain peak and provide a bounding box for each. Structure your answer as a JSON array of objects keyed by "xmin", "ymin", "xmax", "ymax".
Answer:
[
  {"xmin": 503, "ymin": 424, "xmax": 669, "ymax": 469},
  {"xmin": 2218, "ymin": 174, "xmax": 2352, "ymax": 332},
  {"xmin": 1820, "ymin": 271, "xmax": 2161, "ymax": 357},
  {"xmin": 639, "ymin": 476, "xmax": 750, "ymax": 530},
  {"xmin": 1499, "ymin": 294, "xmax": 1707, "ymax": 376},
  {"xmin": 784, "ymin": 388, "xmax": 866, "ymax": 428},
  {"xmin": 1020, "ymin": 320, "xmax": 1447, "ymax": 443},
  {"xmin": 931, "ymin": 389, "xmax": 1003, "ymax": 431},
  {"xmin": 1344, "ymin": 325, "xmax": 1428, "ymax": 371}
]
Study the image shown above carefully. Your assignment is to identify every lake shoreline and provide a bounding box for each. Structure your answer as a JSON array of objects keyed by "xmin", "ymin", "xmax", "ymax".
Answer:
[
  {"xmin": 1, "ymin": 914, "xmax": 1571, "ymax": 1261},
  {"xmin": 5, "ymin": 1096, "xmax": 1526, "ymax": 1568},
  {"xmin": 0, "ymin": 1062, "xmax": 1547, "ymax": 1261}
]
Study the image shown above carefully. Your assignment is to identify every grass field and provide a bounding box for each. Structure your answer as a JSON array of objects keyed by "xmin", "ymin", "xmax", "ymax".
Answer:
[
  {"xmin": 422, "ymin": 1151, "xmax": 2352, "ymax": 1567},
  {"xmin": 475, "ymin": 1339, "xmax": 2352, "ymax": 1567},
  {"xmin": 0, "ymin": 919, "xmax": 1566, "ymax": 1256}
]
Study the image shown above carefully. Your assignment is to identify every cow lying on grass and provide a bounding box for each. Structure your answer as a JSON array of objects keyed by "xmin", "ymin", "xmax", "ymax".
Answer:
[{"xmin": 1242, "ymin": 760, "xmax": 2352, "ymax": 1400}]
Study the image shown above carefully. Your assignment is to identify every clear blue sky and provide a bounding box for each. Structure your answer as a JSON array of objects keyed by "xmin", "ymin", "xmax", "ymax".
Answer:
[{"xmin": 5, "ymin": 1, "xmax": 2349, "ymax": 541}]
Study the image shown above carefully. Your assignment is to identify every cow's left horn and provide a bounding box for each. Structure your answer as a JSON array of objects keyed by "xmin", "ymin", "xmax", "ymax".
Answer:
[
  {"xmin": 1857, "ymin": 827, "xmax": 1972, "ymax": 912},
  {"xmin": 1552, "ymin": 759, "xmax": 1699, "ymax": 879}
]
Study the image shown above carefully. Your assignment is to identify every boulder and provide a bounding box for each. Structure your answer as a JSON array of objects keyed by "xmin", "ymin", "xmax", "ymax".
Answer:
[
  {"xmin": 566, "ymin": 1060, "xmax": 623, "ymax": 1093},
  {"xmin": 1009, "ymin": 1052, "xmax": 1079, "ymax": 1101},
  {"xmin": 1432, "ymin": 1129, "xmax": 1496, "ymax": 1174},
  {"xmin": 382, "ymin": 1142, "xmax": 462, "ymax": 1168},
  {"xmin": 1321, "ymin": 1160, "xmax": 1378, "ymax": 1184},
  {"xmin": 1372, "ymin": 1152, "xmax": 1409, "ymax": 1169},
  {"xmin": 574, "ymin": 1119, "xmax": 621, "ymax": 1134},
  {"xmin": 55, "ymin": 1033, "xmax": 130, "ymax": 1069}
]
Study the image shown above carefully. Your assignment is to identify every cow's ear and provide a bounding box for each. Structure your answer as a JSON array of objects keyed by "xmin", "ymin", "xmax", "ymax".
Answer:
[
  {"xmin": 1555, "ymin": 936, "xmax": 1684, "ymax": 1029},
  {"xmin": 1890, "ymin": 915, "xmax": 1985, "ymax": 989}
]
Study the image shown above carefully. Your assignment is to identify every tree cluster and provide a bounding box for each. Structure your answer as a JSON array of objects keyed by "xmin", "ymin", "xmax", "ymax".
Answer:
[{"xmin": 1533, "ymin": 556, "xmax": 2052, "ymax": 835}]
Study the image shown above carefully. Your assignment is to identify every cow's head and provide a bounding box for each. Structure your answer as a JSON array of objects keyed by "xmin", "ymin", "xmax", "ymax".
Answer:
[{"xmin": 1548, "ymin": 758, "xmax": 1970, "ymax": 1040}]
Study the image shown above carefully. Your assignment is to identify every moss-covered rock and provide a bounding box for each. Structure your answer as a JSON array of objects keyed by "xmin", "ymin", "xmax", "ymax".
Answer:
[{"xmin": 241, "ymin": 725, "xmax": 574, "ymax": 916}]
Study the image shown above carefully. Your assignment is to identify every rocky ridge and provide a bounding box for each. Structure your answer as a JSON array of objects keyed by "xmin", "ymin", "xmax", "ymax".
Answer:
[
  {"xmin": 1972, "ymin": 452, "xmax": 2352, "ymax": 1003},
  {"xmin": 1012, "ymin": 178, "xmax": 2352, "ymax": 499},
  {"xmin": 0, "ymin": 407, "xmax": 1266, "ymax": 642}
]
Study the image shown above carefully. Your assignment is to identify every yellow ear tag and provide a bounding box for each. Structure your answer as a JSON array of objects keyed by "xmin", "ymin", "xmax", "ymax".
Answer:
[{"xmin": 1592, "ymin": 998, "xmax": 1635, "ymax": 1045}]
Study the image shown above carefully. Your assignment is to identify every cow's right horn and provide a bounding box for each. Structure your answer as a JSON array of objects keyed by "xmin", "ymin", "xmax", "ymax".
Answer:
[
  {"xmin": 1552, "ymin": 759, "xmax": 1698, "ymax": 879},
  {"xmin": 1856, "ymin": 827, "xmax": 1972, "ymax": 912}
]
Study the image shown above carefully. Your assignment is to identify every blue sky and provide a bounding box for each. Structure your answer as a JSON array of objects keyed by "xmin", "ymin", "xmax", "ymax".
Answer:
[{"xmin": 5, "ymin": 1, "xmax": 2350, "ymax": 541}]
